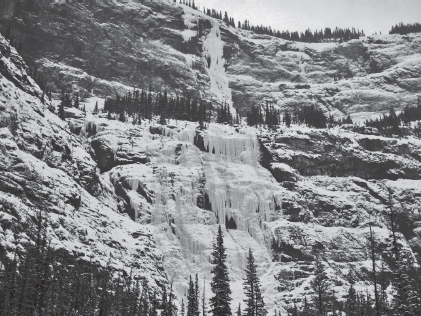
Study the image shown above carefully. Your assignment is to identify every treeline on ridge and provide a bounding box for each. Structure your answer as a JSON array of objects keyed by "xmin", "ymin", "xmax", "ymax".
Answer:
[
  {"xmin": 390, "ymin": 22, "xmax": 421, "ymax": 35},
  {"xmin": 197, "ymin": 4, "xmax": 364, "ymax": 43},
  {"xmin": 365, "ymin": 101, "xmax": 421, "ymax": 137},
  {"xmin": 75, "ymin": 88, "xmax": 237, "ymax": 126},
  {"xmin": 246, "ymin": 103, "xmax": 352, "ymax": 129}
]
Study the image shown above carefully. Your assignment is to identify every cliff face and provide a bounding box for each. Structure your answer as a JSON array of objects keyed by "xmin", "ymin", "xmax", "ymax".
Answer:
[
  {"xmin": 224, "ymin": 32, "xmax": 421, "ymax": 118},
  {"xmin": 2, "ymin": 1, "xmax": 421, "ymax": 117},
  {"xmin": 67, "ymin": 113, "xmax": 421, "ymax": 313},
  {"xmin": 2, "ymin": 1, "xmax": 421, "ymax": 314},
  {"xmin": 0, "ymin": 33, "xmax": 168, "ymax": 291}
]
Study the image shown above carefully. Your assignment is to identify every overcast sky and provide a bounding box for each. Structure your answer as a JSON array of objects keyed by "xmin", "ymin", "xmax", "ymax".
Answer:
[{"xmin": 194, "ymin": 0, "xmax": 421, "ymax": 35}]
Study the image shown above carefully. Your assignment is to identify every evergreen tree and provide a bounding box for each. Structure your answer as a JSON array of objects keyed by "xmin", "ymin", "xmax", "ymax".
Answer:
[
  {"xmin": 368, "ymin": 222, "xmax": 380, "ymax": 316},
  {"xmin": 393, "ymin": 258, "xmax": 414, "ymax": 316},
  {"xmin": 283, "ymin": 110, "xmax": 291, "ymax": 128},
  {"xmin": 237, "ymin": 303, "xmax": 242, "ymax": 316},
  {"xmin": 301, "ymin": 296, "xmax": 311, "ymax": 316},
  {"xmin": 187, "ymin": 275, "xmax": 195, "ymax": 316},
  {"xmin": 243, "ymin": 248, "xmax": 265, "ymax": 316},
  {"xmin": 181, "ymin": 299, "xmax": 186, "ymax": 316},
  {"xmin": 210, "ymin": 225, "xmax": 232, "ymax": 316},
  {"xmin": 202, "ymin": 279, "xmax": 207, "ymax": 316},
  {"xmin": 59, "ymin": 97, "xmax": 65, "ymax": 120},
  {"xmin": 119, "ymin": 110, "xmax": 126, "ymax": 122},
  {"xmin": 344, "ymin": 269, "xmax": 358, "ymax": 316},
  {"xmin": 194, "ymin": 274, "xmax": 200, "ymax": 316},
  {"xmin": 93, "ymin": 101, "xmax": 99, "ymax": 114},
  {"xmin": 310, "ymin": 253, "xmax": 333, "ymax": 316},
  {"xmin": 150, "ymin": 291, "xmax": 158, "ymax": 316},
  {"xmin": 74, "ymin": 93, "xmax": 80, "ymax": 110}
]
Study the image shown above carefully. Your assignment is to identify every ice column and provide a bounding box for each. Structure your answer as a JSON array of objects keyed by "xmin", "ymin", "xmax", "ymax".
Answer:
[{"xmin": 202, "ymin": 20, "xmax": 234, "ymax": 113}]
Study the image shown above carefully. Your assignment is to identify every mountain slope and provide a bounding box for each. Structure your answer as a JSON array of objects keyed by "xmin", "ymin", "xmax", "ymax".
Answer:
[
  {"xmin": 0, "ymin": 33, "xmax": 168, "ymax": 291},
  {"xmin": 1, "ymin": 1, "xmax": 421, "ymax": 314},
  {"xmin": 1, "ymin": 1, "xmax": 421, "ymax": 119}
]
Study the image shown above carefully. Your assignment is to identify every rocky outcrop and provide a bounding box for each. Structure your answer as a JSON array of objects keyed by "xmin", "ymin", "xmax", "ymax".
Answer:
[
  {"xmin": 260, "ymin": 128, "xmax": 421, "ymax": 180},
  {"xmin": 0, "ymin": 1, "xmax": 207, "ymax": 99}
]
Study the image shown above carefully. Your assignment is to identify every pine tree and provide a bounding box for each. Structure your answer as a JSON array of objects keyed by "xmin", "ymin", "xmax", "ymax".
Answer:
[
  {"xmin": 150, "ymin": 291, "xmax": 158, "ymax": 316},
  {"xmin": 93, "ymin": 101, "xmax": 99, "ymax": 114},
  {"xmin": 243, "ymin": 248, "xmax": 265, "ymax": 316},
  {"xmin": 119, "ymin": 110, "xmax": 126, "ymax": 122},
  {"xmin": 167, "ymin": 282, "xmax": 176, "ymax": 316},
  {"xmin": 194, "ymin": 274, "xmax": 200, "ymax": 316},
  {"xmin": 187, "ymin": 276, "xmax": 195, "ymax": 316},
  {"xmin": 59, "ymin": 98, "xmax": 65, "ymax": 120},
  {"xmin": 393, "ymin": 258, "xmax": 414, "ymax": 316},
  {"xmin": 202, "ymin": 279, "xmax": 207, "ymax": 316},
  {"xmin": 368, "ymin": 221, "xmax": 380, "ymax": 316},
  {"xmin": 237, "ymin": 303, "xmax": 242, "ymax": 316},
  {"xmin": 181, "ymin": 299, "xmax": 186, "ymax": 316},
  {"xmin": 74, "ymin": 93, "xmax": 80, "ymax": 110},
  {"xmin": 311, "ymin": 253, "xmax": 333, "ymax": 316},
  {"xmin": 301, "ymin": 296, "xmax": 311, "ymax": 316},
  {"xmin": 210, "ymin": 225, "xmax": 232, "ymax": 316},
  {"xmin": 344, "ymin": 269, "xmax": 358, "ymax": 316}
]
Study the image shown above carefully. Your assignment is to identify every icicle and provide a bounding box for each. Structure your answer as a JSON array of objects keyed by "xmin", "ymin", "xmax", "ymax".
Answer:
[{"xmin": 202, "ymin": 124, "xmax": 260, "ymax": 164}]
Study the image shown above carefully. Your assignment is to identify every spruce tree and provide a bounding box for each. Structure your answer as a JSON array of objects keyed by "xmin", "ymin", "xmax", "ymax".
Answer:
[
  {"xmin": 210, "ymin": 225, "xmax": 232, "ymax": 316},
  {"xmin": 187, "ymin": 275, "xmax": 195, "ymax": 316},
  {"xmin": 93, "ymin": 101, "xmax": 99, "ymax": 114},
  {"xmin": 202, "ymin": 280, "xmax": 207, "ymax": 316},
  {"xmin": 393, "ymin": 258, "xmax": 414, "ymax": 316},
  {"xmin": 310, "ymin": 253, "xmax": 333, "ymax": 316},
  {"xmin": 74, "ymin": 93, "xmax": 80, "ymax": 110},
  {"xmin": 119, "ymin": 110, "xmax": 126, "ymax": 122},
  {"xmin": 243, "ymin": 248, "xmax": 265, "ymax": 316},
  {"xmin": 59, "ymin": 99, "xmax": 65, "ymax": 120},
  {"xmin": 162, "ymin": 287, "xmax": 169, "ymax": 316},
  {"xmin": 344, "ymin": 269, "xmax": 358, "ymax": 316},
  {"xmin": 150, "ymin": 291, "xmax": 158, "ymax": 316},
  {"xmin": 181, "ymin": 299, "xmax": 186, "ymax": 316},
  {"xmin": 368, "ymin": 222, "xmax": 380, "ymax": 316},
  {"xmin": 194, "ymin": 274, "xmax": 200, "ymax": 316}
]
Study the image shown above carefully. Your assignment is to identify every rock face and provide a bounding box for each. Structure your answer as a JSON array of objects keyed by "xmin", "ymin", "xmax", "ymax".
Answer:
[
  {"xmin": 66, "ymin": 112, "xmax": 421, "ymax": 313},
  {"xmin": 0, "ymin": 33, "xmax": 168, "ymax": 292},
  {"xmin": 2, "ymin": 1, "xmax": 421, "ymax": 119},
  {"xmin": 260, "ymin": 129, "xmax": 421, "ymax": 180}
]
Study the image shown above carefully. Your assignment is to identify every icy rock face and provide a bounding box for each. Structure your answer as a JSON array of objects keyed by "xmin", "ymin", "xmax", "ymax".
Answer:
[
  {"xmin": 76, "ymin": 116, "xmax": 421, "ymax": 313},
  {"xmin": 75, "ymin": 118, "xmax": 282, "ymax": 307},
  {"xmin": 6, "ymin": 2, "xmax": 421, "ymax": 118},
  {"xmin": 0, "ymin": 34, "xmax": 168, "ymax": 291}
]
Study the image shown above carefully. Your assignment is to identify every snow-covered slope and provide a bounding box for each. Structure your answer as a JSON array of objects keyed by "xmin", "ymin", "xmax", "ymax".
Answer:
[{"xmin": 0, "ymin": 33, "xmax": 168, "ymax": 292}]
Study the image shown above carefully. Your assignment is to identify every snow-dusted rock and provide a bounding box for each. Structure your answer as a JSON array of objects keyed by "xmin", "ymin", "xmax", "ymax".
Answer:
[{"xmin": 0, "ymin": 33, "xmax": 168, "ymax": 293}]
